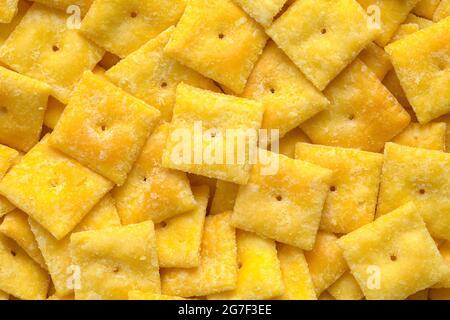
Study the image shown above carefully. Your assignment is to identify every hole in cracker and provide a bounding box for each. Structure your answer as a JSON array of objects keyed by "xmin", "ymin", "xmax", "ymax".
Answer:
[
  {"xmin": 113, "ymin": 266, "xmax": 120, "ymax": 273},
  {"xmin": 270, "ymin": 88, "xmax": 275, "ymax": 94},
  {"xmin": 321, "ymin": 28, "xmax": 327, "ymax": 35},
  {"xmin": 419, "ymin": 189, "xmax": 426, "ymax": 195},
  {"xmin": 238, "ymin": 262, "xmax": 243, "ymax": 269},
  {"xmin": 390, "ymin": 254, "xmax": 397, "ymax": 262},
  {"xmin": 143, "ymin": 176, "xmax": 148, "ymax": 183},
  {"xmin": 161, "ymin": 82, "xmax": 168, "ymax": 88},
  {"xmin": 348, "ymin": 114, "xmax": 355, "ymax": 120},
  {"xmin": 161, "ymin": 221, "xmax": 167, "ymax": 228},
  {"xmin": 10, "ymin": 250, "xmax": 16, "ymax": 257},
  {"xmin": 330, "ymin": 186, "xmax": 336, "ymax": 192},
  {"xmin": 276, "ymin": 195, "xmax": 283, "ymax": 201},
  {"xmin": 218, "ymin": 33, "xmax": 225, "ymax": 39},
  {"xmin": 52, "ymin": 45, "xmax": 60, "ymax": 52},
  {"xmin": 130, "ymin": 12, "xmax": 138, "ymax": 18}
]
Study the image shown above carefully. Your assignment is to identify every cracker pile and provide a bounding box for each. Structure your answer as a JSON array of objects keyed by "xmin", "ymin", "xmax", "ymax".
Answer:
[{"xmin": 0, "ymin": 0, "xmax": 449, "ymax": 300}]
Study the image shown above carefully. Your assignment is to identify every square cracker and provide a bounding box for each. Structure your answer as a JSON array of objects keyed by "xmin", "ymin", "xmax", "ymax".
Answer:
[
  {"xmin": 0, "ymin": 3, "xmax": 104, "ymax": 104},
  {"xmin": 156, "ymin": 186, "xmax": 209, "ymax": 268},
  {"xmin": 50, "ymin": 71, "xmax": 161, "ymax": 186},
  {"xmin": 328, "ymin": 272, "xmax": 364, "ymax": 300},
  {"xmin": 0, "ymin": 0, "xmax": 18, "ymax": 23},
  {"xmin": 209, "ymin": 180, "xmax": 239, "ymax": 215},
  {"xmin": 0, "ymin": 0, "xmax": 29, "ymax": 47},
  {"xmin": 434, "ymin": 0, "xmax": 450, "ymax": 21},
  {"xmin": 241, "ymin": 41, "xmax": 329, "ymax": 138},
  {"xmin": 0, "ymin": 66, "xmax": 51, "ymax": 152},
  {"xmin": 208, "ymin": 230, "xmax": 284, "ymax": 300},
  {"xmin": 164, "ymin": 0, "xmax": 268, "ymax": 94},
  {"xmin": 377, "ymin": 143, "xmax": 450, "ymax": 240},
  {"xmin": 0, "ymin": 137, "xmax": 113, "ymax": 240},
  {"xmin": 162, "ymin": 83, "xmax": 264, "ymax": 185},
  {"xmin": 296, "ymin": 143, "xmax": 383, "ymax": 234},
  {"xmin": 232, "ymin": 0, "xmax": 287, "ymax": 27},
  {"xmin": 70, "ymin": 221, "xmax": 160, "ymax": 300},
  {"xmin": 162, "ymin": 212, "xmax": 238, "ymax": 298},
  {"xmin": 357, "ymin": 0, "xmax": 420, "ymax": 46},
  {"xmin": 33, "ymin": 0, "xmax": 93, "ymax": 16},
  {"xmin": 113, "ymin": 124, "xmax": 196, "ymax": 225},
  {"xmin": 267, "ymin": 0, "xmax": 378, "ymax": 90},
  {"xmin": 386, "ymin": 17, "xmax": 450, "ymax": 124},
  {"xmin": 338, "ymin": 202, "xmax": 448, "ymax": 300},
  {"xmin": 301, "ymin": 59, "xmax": 411, "ymax": 152},
  {"xmin": 80, "ymin": 0, "xmax": 185, "ymax": 58},
  {"xmin": 106, "ymin": 27, "xmax": 219, "ymax": 122},
  {"xmin": 392, "ymin": 122, "xmax": 447, "ymax": 151},
  {"xmin": 304, "ymin": 232, "xmax": 348, "ymax": 295},
  {"xmin": 0, "ymin": 233, "xmax": 49, "ymax": 300},
  {"xmin": 30, "ymin": 194, "xmax": 120, "ymax": 297},
  {"xmin": 232, "ymin": 150, "xmax": 332, "ymax": 250}
]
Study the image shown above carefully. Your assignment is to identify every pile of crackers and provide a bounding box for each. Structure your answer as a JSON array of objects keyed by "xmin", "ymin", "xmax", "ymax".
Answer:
[{"xmin": 0, "ymin": 0, "xmax": 449, "ymax": 300}]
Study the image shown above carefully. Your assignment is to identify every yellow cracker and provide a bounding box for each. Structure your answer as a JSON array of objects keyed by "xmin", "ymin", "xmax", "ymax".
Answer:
[
  {"xmin": 434, "ymin": 0, "xmax": 450, "ymax": 20},
  {"xmin": 278, "ymin": 128, "xmax": 311, "ymax": 159},
  {"xmin": 0, "ymin": 137, "xmax": 113, "ymax": 240},
  {"xmin": 162, "ymin": 212, "xmax": 238, "ymax": 297},
  {"xmin": 434, "ymin": 241, "xmax": 450, "ymax": 288},
  {"xmin": 162, "ymin": 83, "xmax": 264, "ymax": 185},
  {"xmin": 106, "ymin": 27, "xmax": 219, "ymax": 121},
  {"xmin": 390, "ymin": 14, "xmax": 433, "ymax": 43},
  {"xmin": 267, "ymin": 0, "xmax": 378, "ymax": 90},
  {"xmin": 0, "ymin": 3, "xmax": 104, "ymax": 104},
  {"xmin": 232, "ymin": 0, "xmax": 286, "ymax": 27},
  {"xmin": 128, "ymin": 291, "xmax": 185, "ymax": 300},
  {"xmin": 156, "ymin": 186, "xmax": 208, "ymax": 268},
  {"xmin": 305, "ymin": 232, "xmax": 348, "ymax": 295},
  {"xmin": 43, "ymin": 97, "xmax": 65, "ymax": 130},
  {"xmin": 413, "ymin": 0, "xmax": 441, "ymax": 19},
  {"xmin": 301, "ymin": 59, "xmax": 410, "ymax": 152},
  {"xmin": 81, "ymin": 0, "xmax": 185, "ymax": 58},
  {"xmin": 114, "ymin": 124, "xmax": 196, "ymax": 225},
  {"xmin": 358, "ymin": 42, "xmax": 392, "ymax": 80},
  {"xmin": 241, "ymin": 41, "xmax": 329, "ymax": 138},
  {"xmin": 0, "ymin": 233, "xmax": 49, "ymax": 300},
  {"xmin": 392, "ymin": 122, "xmax": 447, "ymax": 151},
  {"xmin": 0, "ymin": 0, "xmax": 18, "ymax": 23},
  {"xmin": 382, "ymin": 70, "xmax": 415, "ymax": 120},
  {"xmin": 0, "ymin": 0, "xmax": 29, "ymax": 46},
  {"xmin": 328, "ymin": 272, "xmax": 364, "ymax": 300},
  {"xmin": 377, "ymin": 143, "xmax": 450, "ymax": 240},
  {"xmin": 209, "ymin": 180, "xmax": 239, "ymax": 215},
  {"xmin": 50, "ymin": 72, "xmax": 160, "ymax": 186},
  {"xmin": 357, "ymin": 0, "xmax": 420, "ymax": 46},
  {"xmin": 338, "ymin": 202, "xmax": 448, "ymax": 300},
  {"xmin": 0, "ymin": 144, "xmax": 19, "ymax": 218},
  {"xmin": 430, "ymin": 288, "xmax": 450, "ymax": 300},
  {"xmin": 435, "ymin": 114, "xmax": 450, "ymax": 152},
  {"xmin": 208, "ymin": 230, "xmax": 283, "ymax": 300},
  {"xmin": 232, "ymin": 151, "xmax": 332, "ymax": 250},
  {"xmin": 70, "ymin": 221, "xmax": 160, "ymax": 300},
  {"xmin": 275, "ymin": 244, "xmax": 316, "ymax": 300},
  {"xmin": 296, "ymin": 143, "xmax": 383, "ymax": 234},
  {"xmin": 386, "ymin": 17, "xmax": 450, "ymax": 123},
  {"xmin": 0, "ymin": 209, "xmax": 46, "ymax": 268},
  {"xmin": 0, "ymin": 66, "xmax": 51, "ymax": 152},
  {"xmin": 164, "ymin": 0, "xmax": 268, "ymax": 94},
  {"xmin": 33, "ymin": 0, "xmax": 93, "ymax": 16}
]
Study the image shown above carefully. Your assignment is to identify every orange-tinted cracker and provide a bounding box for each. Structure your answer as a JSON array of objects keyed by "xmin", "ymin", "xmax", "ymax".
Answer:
[
  {"xmin": 0, "ymin": 137, "xmax": 113, "ymax": 240},
  {"xmin": 128, "ymin": 291, "xmax": 185, "ymax": 300},
  {"xmin": 408, "ymin": 289, "xmax": 429, "ymax": 300},
  {"xmin": 232, "ymin": 151, "xmax": 332, "ymax": 250},
  {"xmin": 162, "ymin": 84, "xmax": 264, "ymax": 185},
  {"xmin": 114, "ymin": 124, "xmax": 196, "ymax": 225},
  {"xmin": 430, "ymin": 288, "xmax": 450, "ymax": 300},
  {"xmin": 296, "ymin": 143, "xmax": 383, "ymax": 234},
  {"xmin": 357, "ymin": 0, "xmax": 420, "ymax": 46},
  {"xmin": 377, "ymin": 143, "xmax": 450, "ymax": 240},
  {"xmin": 98, "ymin": 52, "xmax": 120, "ymax": 70},
  {"xmin": 0, "ymin": 233, "xmax": 49, "ymax": 299},
  {"xmin": 162, "ymin": 212, "xmax": 238, "ymax": 297},
  {"xmin": 338, "ymin": 202, "xmax": 448, "ymax": 300},
  {"xmin": 278, "ymin": 128, "xmax": 311, "ymax": 159},
  {"xmin": 318, "ymin": 292, "xmax": 336, "ymax": 300},
  {"xmin": 0, "ymin": 209, "xmax": 46, "ymax": 268},
  {"xmin": 50, "ymin": 72, "xmax": 160, "ymax": 186},
  {"xmin": 0, "ymin": 66, "xmax": 51, "ymax": 151},
  {"xmin": 0, "ymin": 290, "xmax": 8, "ymax": 300},
  {"xmin": 358, "ymin": 42, "xmax": 392, "ymax": 80},
  {"xmin": 208, "ymin": 230, "xmax": 284, "ymax": 300},
  {"xmin": 209, "ymin": 180, "xmax": 239, "ymax": 215},
  {"xmin": 164, "ymin": 0, "xmax": 268, "ymax": 94},
  {"xmin": 70, "ymin": 221, "xmax": 160, "ymax": 300},
  {"xmin": 434, "ymin": 0, "xmax": 450, "ymax": 20},
  {"xmin": 30, "ymin": 194, "xmax": 120, "ymax": 297},
  {"xmin": 33, "ymin": 0, "xmax": 93, "ymax": 16},
  {"xmin": 241, "ymin": 41, "xmax": 329, "ymax": 138},
  {"xmin": 80, "ymin": 0, "xmax": 185, "ymax": 58},
  {"xmin": 276, "ymin": 244, "xmax": 316, "ymax": 300},
  {"xmin": 156, "ymin": 186, "xmax": 208, "ymax": 268},
  {"xmin": 392, "ymin": 122, "xmax": 447, "ymax": 151},
  {"xmin": 232, "ymin": 0, "xmax": 287, "ymax": 27},
  {"xmin": 301, "ymin": 59, "xmax": 410, "ymax": 152},
  {"xmin": 0, "ymin": 4, "xmax": 104, "ymax": 104},
  {"xmin": 0, "ymin": 0, "xmax": 18, "ymax": 23},
  {"xmin": 106, "ymin": 27, "xmax": 219, "ymax": 122},
  {"xmin": 413, "ymin": 0, "xmax": 441, "ymax": 19},
  {"xmin": 43, "ymin": 97, "xmax": 65, "ymax": 130},
  {"xmin": 267, "ymin": 0, "xmax": 378, "ymax": 90},
  {"xmin": 0, "ymin": 0, "xmax": 29, "ymax": 46},
  {"xmin": 305, "ymin": 232, "xmax": 348, "ymax": 295},
  {"xmin": 328, "ymin": 272, "xmax": 364, "ymax": 300},
  {"xmin": 386, "ymin": 18, "xmax": 450, "ymax": 124}
]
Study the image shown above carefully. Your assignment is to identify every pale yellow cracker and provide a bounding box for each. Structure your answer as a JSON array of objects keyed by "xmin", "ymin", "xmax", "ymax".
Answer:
[
  {"xmin": 33, "ymin": 0, "xmax": 93, "ymax": 16},
  {"xmin": 358, "ymin": 42, "xmax": 392, "ymax": 80},
  {"xmin": 208, "ymin": 230, "xmax": 284, "ymax": 300},
  {"xmin": 164, "ymin": 0, "xmax": 268, "ymax": 94},
  {"xmin": 0, "ymin": 144, "xmax": 20, "ymax": 218},
  {"xmin": 392, "ymin": 122, "xmax": 447, "ymax": 151},
  {"xmin": 70, "ymin": 221, "xmax": 160, "ymax": 300},
  {"xmin": 339, "ymin": 202, "xmax": 448, "ymax": 300},
  {"xmin": 232, "ymin": 0, "xmax": 287, "ymax": 27},
  {"xmin": 128, "ymin": 291, "xmax": 185, "ymax": 300},
  {"xmin": 0, "ymin": 3, "xmax": 104, "ymax": 104},
  {"xmin": 433, "ymin": 241, "xmax": 450, "ymax": 288},
  {"xmin": 301, "ymin": 59, "xmax": 410, "ymax": 152},
  {"xmin": 209, "ymin": 180, "xmax": 239, "ymax": 215},
  {"xmin": 328, "ymin": 272, "xmax": 364, "ymax": 300},
  {"xmin": 434, "ymin": 0, "xmax": 450, "ymax": 20},
  {"xmin": 267, "ymin": 0, "xmax": 378, "ymax": 90},
  {"xmin": 43, "ymin": 97, "xmax": 65, "ymax": 130},
  {"xmin": 296, "ymin": 143, "xmax": 383, "ymax": 234},
  {"xmin": 162, "ymin": 212, "xmax": 238, "ymax": 298},
  {"xmin": 232, "ymin": 150, "xmax": 332, "ymax": 250},
  {"xmin": 377, "ymin": 143, "xmax": 450, "ymax": 240}
]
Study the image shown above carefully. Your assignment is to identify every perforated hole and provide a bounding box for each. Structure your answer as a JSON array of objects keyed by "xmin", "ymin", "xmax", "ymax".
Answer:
[
  {"xmin": 161, "ymin": 222, "xmax": 167, "ymax": 228},
  {"xmin": 130, "ymin": 12, "xmax": 138, "ymax": 18},
  {"xmin": 330, "ymin": 186, "xmax": 336, "ymax": 192},
  {"xmin": 390, "ymin": 255, "xmax": 397, "ymax": 262},
  {"xmin": 161, "ymin": 82, "xmax": 168, "ymax": 88},
  {"xmin": 52, "ymin": 45, "xmax": 60, "ymax": 52},
  {"xmin": 419, "ymin": 189, "xmax": 426, "ymax": 195},
  {"xmin": 10, "ymin": 250, "xmax": 16, "ymax": 257},
  {"xmin": 321, "ymin": 28, "xmax": 327, "ymax": 35},
  {"xmin": 143, "ymin": 176, "xmax": 148, "ymax": 183},
  {"xmin": 218, "ymin": 33, "xmax": 225, "ymax": 39},
  {"xmin": 238, "ymin": 262, "xmax": 243, "ymax": 269},
  {"xmin": 113, "ymin": 266, "xmax": 120, "ymax": 273},
  {"xmin": 348, "ymin": 114, "xmax": 355, "ymax": 120},
  {"xmin": 276, "ymin": 195, "xmax": 283, "ymax": 201},
  {"xmin": 270, "ymin": 88, "xmax": 275, "ymax": 94}
]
